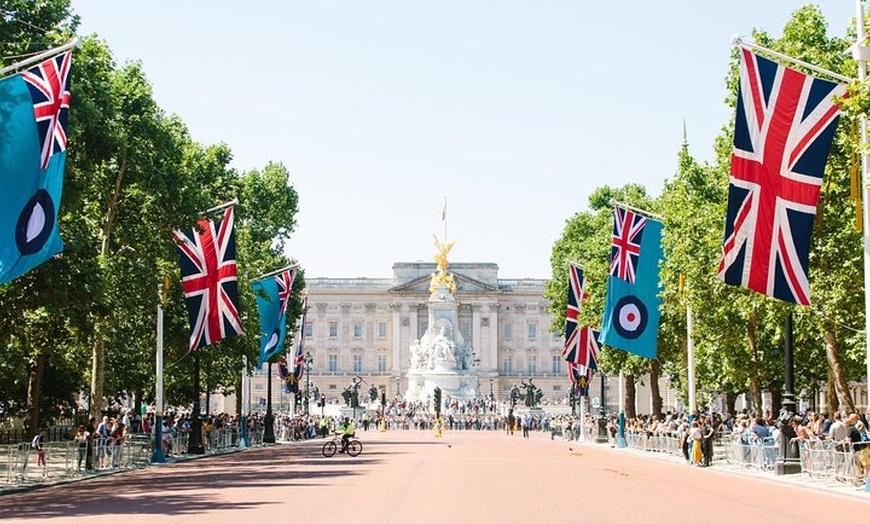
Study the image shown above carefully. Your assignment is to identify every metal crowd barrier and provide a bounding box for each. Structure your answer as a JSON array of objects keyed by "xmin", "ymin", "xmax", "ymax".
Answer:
[
  {"xmin": 798, "ymin": 439, "xmax": 867, "ymax": 485},
  {"xmin": 723, "ymin": 437, "xmax": 779, "ymax": 471},
  {"xmin": 2, "ymin": 434, "xmax": 157, "ymax": 484},
  {"xmin": 624, "ymin": 430, "xmax": 684, "ymax": 458}
]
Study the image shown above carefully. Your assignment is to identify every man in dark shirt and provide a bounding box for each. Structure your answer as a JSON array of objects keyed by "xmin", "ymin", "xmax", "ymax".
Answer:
[{"xmin": 845, "ymin": 413, "xmax": 866, "ymax": 450}]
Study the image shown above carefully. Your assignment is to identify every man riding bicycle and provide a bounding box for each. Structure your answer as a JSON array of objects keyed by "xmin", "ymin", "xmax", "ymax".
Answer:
[{"xmin": 338, "ymin": 417, "xmax": 355, "ymax": 453}]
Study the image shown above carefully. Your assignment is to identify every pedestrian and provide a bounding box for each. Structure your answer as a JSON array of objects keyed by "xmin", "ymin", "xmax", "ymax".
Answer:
[
  {"xmin": 31, "ymin": 429, "xmax": 47, "ymax": 467},
  {"xmin": 85, "ymin": 417, "xmax": 96, "ymax": 471},
  {"xmin": 73, "ymin": 425, "xmax": 88, "ymax": 470}
]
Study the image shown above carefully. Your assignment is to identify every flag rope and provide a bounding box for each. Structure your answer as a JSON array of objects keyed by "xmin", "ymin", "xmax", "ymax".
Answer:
[{"xmin": 0, "ymin": 38, "xmax": 79, "ymax": 80}]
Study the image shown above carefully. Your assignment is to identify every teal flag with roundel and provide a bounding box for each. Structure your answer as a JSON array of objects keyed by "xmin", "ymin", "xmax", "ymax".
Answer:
[
  {"xmin": 600, "ymin": 207, "xmax": 663, "ymax": 359},
  {"xmin": 252, "ymin": 268, "xmax": 296, "ymax": 368},
  {"xmin": 0, "ymin": 51, "xmax": 72, "ymax": 285}
]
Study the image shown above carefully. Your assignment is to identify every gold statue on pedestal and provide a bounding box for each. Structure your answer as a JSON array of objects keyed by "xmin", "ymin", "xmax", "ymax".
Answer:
[{"xmin": 430, "ymin": 234, "xmax": 457, "ymax": 294}]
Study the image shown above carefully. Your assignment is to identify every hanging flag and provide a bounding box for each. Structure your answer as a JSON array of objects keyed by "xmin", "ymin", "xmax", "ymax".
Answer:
[
  {"xmin": 717, "ymin": 47, "xmax": 845, "ymax": 305},
  {"xmin": 0, "ymin": 50, "xmax": 72, "ymax": 284},
  {"xmin": 577, "ymin": 327, "xmax": 600, "ymax": 370},
  {"xmin": 290, "ymin": 295, "xmax": 309, "ymax": 393},
  {"xmin": 174, "ymin": 206, "xmax": 243, "ymax": 351},
  {"xmin": 600, "ymin": 206, "xmax": 663, "ymax": 359},
  {"xmin": 610, "ymin": 207, "xmax": 646, "ymax": 284},
  {"xmin": 252, "ymin": 267, "xmax": 297, "ymax": 367},
  {"xmin": 562, "ymin": 263, "xmax": 586, "ymax": 362}
]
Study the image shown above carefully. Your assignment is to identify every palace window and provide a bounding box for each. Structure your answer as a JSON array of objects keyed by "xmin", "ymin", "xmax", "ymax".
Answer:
[
  {"xmin": 328, "ymin": 354, "xmax": 338, "ymax": 372},
  {"xmin": 378, "ymin": 322, "xmax": 387, "ymax": 338},
  {"xmin": 528, "ymin": 355, "xmax": 537, "ymax": 374},
  {"xmin": 304, "ymin": 322, "xmax": 313, "ymax": 337},
  {"xmin": 378, "ymin": 355, "xmax": 387, "ymax": 372},
  {"xmin": 353, "ymin": 322, "xmax": 363, "ymax": 339},
  {"xmin": 352, "ymin": 354, "xmax": 363, "ymax": 373},
  {"xmin": 328, "ymin": 321, "xmax": 338, "ymax": 338},
  {"xmin": 503, "ymin": 356, "xmax": 513, "ymax": 373},
  {"xmin": 527, "ymin": 322, "xmax": 537, "ymax": 340},
  {"xmin": 551, "ymin": 355, "xmax": 561, "ymax": 374},
  {"xmin": 503, "ymin": 322, "xmax": 513, "ymax": 340}
]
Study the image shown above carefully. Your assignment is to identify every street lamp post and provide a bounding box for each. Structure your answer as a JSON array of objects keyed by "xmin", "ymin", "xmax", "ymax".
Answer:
[
  {"xmin": 304, "ymin": 351, "xmax": 313, "ymax": 415},
  {"xmin": 596, "ymin": 373, "xmax": 608, "ymax": 443}
]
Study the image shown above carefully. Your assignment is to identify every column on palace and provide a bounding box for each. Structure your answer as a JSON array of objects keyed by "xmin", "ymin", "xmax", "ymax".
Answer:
[
  {"xmin": 390, "ymin": 302, "xmax": 402, "ymax": 380},
  {"xmin": 471, "ymin": 302, "xmax": 482, "ymax": 364},
  {"xmin": 487, "ymin": 301, "xmax": 499, "ymax": 374}
]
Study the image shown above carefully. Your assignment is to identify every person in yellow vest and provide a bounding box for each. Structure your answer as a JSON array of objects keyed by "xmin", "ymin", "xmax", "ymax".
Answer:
[
  {"xmin": 338, "ymin": 417, "xmax": 355, "ymax": 453},
  {"xmin": 319, "ymin": 416, "xmax": 329, "ymax": 438}
]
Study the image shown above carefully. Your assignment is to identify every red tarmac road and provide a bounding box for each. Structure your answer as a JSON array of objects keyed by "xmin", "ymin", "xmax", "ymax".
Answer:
[{"xmin": 0, "ymin": 430, "xmax": 866, "ymax": 523}]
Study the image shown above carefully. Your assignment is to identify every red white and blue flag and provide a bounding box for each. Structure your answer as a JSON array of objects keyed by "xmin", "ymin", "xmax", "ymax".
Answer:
[
  {"xmin": 289, "ymin": 295, "xmax": 309, "ymax": 391},
  {"xmin": 21, "ymin": 50, "xmax": 72, "ymax": 169},
  {"xmin": 718, "ymin": 47, "xmax": 845, "ymax": 305},
  {"xmin": 174, "ymin": 207, "xmax": 243, "ymax": 351},
  {"xmin": 610, "ymin": 207, "xmax": 647, "ymax": 283},
  {"xmin": 562, "ymin": 263, "xmax": 586, "ymax": 362}
]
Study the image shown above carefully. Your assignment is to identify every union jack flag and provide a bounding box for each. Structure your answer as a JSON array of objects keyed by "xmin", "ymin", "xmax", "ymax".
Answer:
[
  {"xmin": 21, "ymin": 51, "xmax": 72, "ymax": 169},
  {"xmin": 718, "ymin": 48, "xmax": 845, "ymax": 305},
  {"xmin": 562, "ymin": 263, "xmax": 587, "ymax": 362},
  {"xmin": 275, "ymin": 268, "xmax": 296, "ymax": 318},
  {"xmin": 565, "ymin": 326, "xmax": 599, "ymax": 369},
  {"xmin": 290, "ymin": 295, "xmax": 309, "ymax": 390},
  {"xmin": 610, "ymin": 207, "xmax": 646, "ymax": 283},
  {"xmin": 174, "ymin": 206, "xmax": 243, "ymax": 351}
]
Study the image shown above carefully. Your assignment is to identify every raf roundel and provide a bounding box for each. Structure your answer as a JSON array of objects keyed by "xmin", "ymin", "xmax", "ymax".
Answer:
[
  {"xmin": 613, "ymin": 295, "xmax": 648, "ymax": 340},
  {"xmin": 15, "ymin": 189, "xmax": 55, "ymax": 256}
]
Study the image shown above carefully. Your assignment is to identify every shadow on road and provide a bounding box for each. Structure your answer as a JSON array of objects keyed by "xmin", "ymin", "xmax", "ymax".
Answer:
[{"xmin": 0, "ymin": 441, "xmax": 391, "ymax": 519}]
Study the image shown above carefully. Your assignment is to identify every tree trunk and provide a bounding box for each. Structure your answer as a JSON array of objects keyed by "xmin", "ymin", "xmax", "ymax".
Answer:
[
  {"xmin": 625, "ymin": 374, "xmax": 637, "ymax": 419},
  {"xmin": 823, "ymin": 330, "xmax": 855, "ymax": 413},
  {"xmin": 747, "ymin": 313, "xmax": 762, "ymax": 416},
  {"xmin": 89, "ymin": 320, "xmax": 106, "ymax": 420},
  {"xmin": 650, "ymin": 359, "xmax": 662, "ymax": 418},
  {"xmin": 725, "ymin": 392, "xmax": 737, "ymax": 416},
  {"xmin": 769, "ymin": 389, "xmax": 781, "ymax": 419},
  {"xmin": 89, "ymin": 155, "xmax": 127, "ymax": 423},
  {"xmin": 826, "ymin": 367, "xmax": 839, "ymax": 414},
  {"xmin": 25, "ymin": 353, "xmax": 47, "ymax": 434}
]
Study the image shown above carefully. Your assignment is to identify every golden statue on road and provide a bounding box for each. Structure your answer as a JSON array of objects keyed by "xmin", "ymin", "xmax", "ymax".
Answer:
[{"xmin": 430, "ymin": 234, "xmax": 457, "ymax": 294}]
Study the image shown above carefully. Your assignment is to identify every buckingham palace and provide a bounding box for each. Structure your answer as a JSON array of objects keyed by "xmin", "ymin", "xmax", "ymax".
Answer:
[{"xmin": 301, "ymin": 261, "xmax": 567, "ymax": 403}]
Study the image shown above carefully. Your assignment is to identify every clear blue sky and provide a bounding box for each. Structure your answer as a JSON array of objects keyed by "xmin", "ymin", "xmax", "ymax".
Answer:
[{"xmin": 71, "ymin": 1, "xmax": 855, "ymax": 279}]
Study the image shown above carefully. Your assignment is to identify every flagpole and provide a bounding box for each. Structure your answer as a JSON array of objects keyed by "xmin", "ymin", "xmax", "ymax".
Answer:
[
  {"xmin": 578, "ymin": 381, "xmax": 586, "ymax": 442},
  {"xmin": 239, "ymin": 356, "xmax": 249, "ymax": 448},
  {"xmin": 617, "ymin": 370, "xmax": 627, "ymax": 448},
  {"xmin": 687, "ymin": 292, "xmax": 697, "ymax": 420},
  {"xmin": 733, "ymin": 36, "xmax": 853, "ymax": 83},
  {"xmin": 253, "ymin": 263, "xmax": 299, "ymax": 282},
  {"xmin": 442, "ymin": 196, "xmax": 448, "ymax": 241},
  {"xmin": 609, "ymin": 199, "xmax": 663, "ymax": 221},
  {"xmin": 199, "ymin": 198, "xmax": 239, "ymax": 217},
  {"xmin": 854, "ymin": 5, "xmax": 870, "ymax": 490},
  {"xmin": 0, "ymin": 38, "xmax": 79, "ymax": 80},
  {"xmin": 152, "ymin": 279, "xmax": 166, "ymax": 463}
]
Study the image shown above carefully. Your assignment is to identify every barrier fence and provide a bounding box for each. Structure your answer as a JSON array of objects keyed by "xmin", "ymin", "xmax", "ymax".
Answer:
[{"xmin": 1, "ymin": 426, "xmax": 267, "ymax": 487}]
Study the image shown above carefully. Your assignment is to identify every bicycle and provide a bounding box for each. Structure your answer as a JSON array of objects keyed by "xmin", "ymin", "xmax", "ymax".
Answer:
[{"xmin": 322, "ymin": 433, "xmax": 362, "ymax": 457}]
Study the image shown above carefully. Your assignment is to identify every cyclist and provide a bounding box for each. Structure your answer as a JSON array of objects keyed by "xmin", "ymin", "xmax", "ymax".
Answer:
[{"xmin": 338, "ymin": 417, "xmax": 355, "ymax": 453}]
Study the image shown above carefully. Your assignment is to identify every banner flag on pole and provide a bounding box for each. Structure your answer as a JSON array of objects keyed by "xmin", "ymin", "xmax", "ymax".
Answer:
[
  {"xmin": 600, "ymin": 206, "xmax": 663, "ymax": 359},
  {"xmin": 252, "ymin": 267, "xmax": 297, "ymax": 368},
  {"xmin": 717, "ymin": 47, "xmax": 845, "ymax": 305},
  {"xmin": 0, "ymin": 50, "xmax": 72, "ymax": 284},
  {"xmin": 289, "ymin": 294, "xmax": 309, "ymax": 393},
  {"xmin": 174, "ymin": 206, "xmax": 244, "ymax": 351},
  {"xmin": 562, "ymin": 262, "xmax": 587, "ymax": 362}
]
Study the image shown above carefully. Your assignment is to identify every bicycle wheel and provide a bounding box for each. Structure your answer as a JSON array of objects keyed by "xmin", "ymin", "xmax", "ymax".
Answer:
[
  {"xmin": 322, "ymin": 440, "xmax": 337, "ymax": 457},
  {"xmin": 347, "ymin": 440, "xmax": 362, "ymax": 457}
]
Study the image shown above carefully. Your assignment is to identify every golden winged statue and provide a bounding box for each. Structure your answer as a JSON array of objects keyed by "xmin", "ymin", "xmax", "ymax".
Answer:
[{"xmin": 430, "ymin": 234, "xmax": 457, "ymax": 294}]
